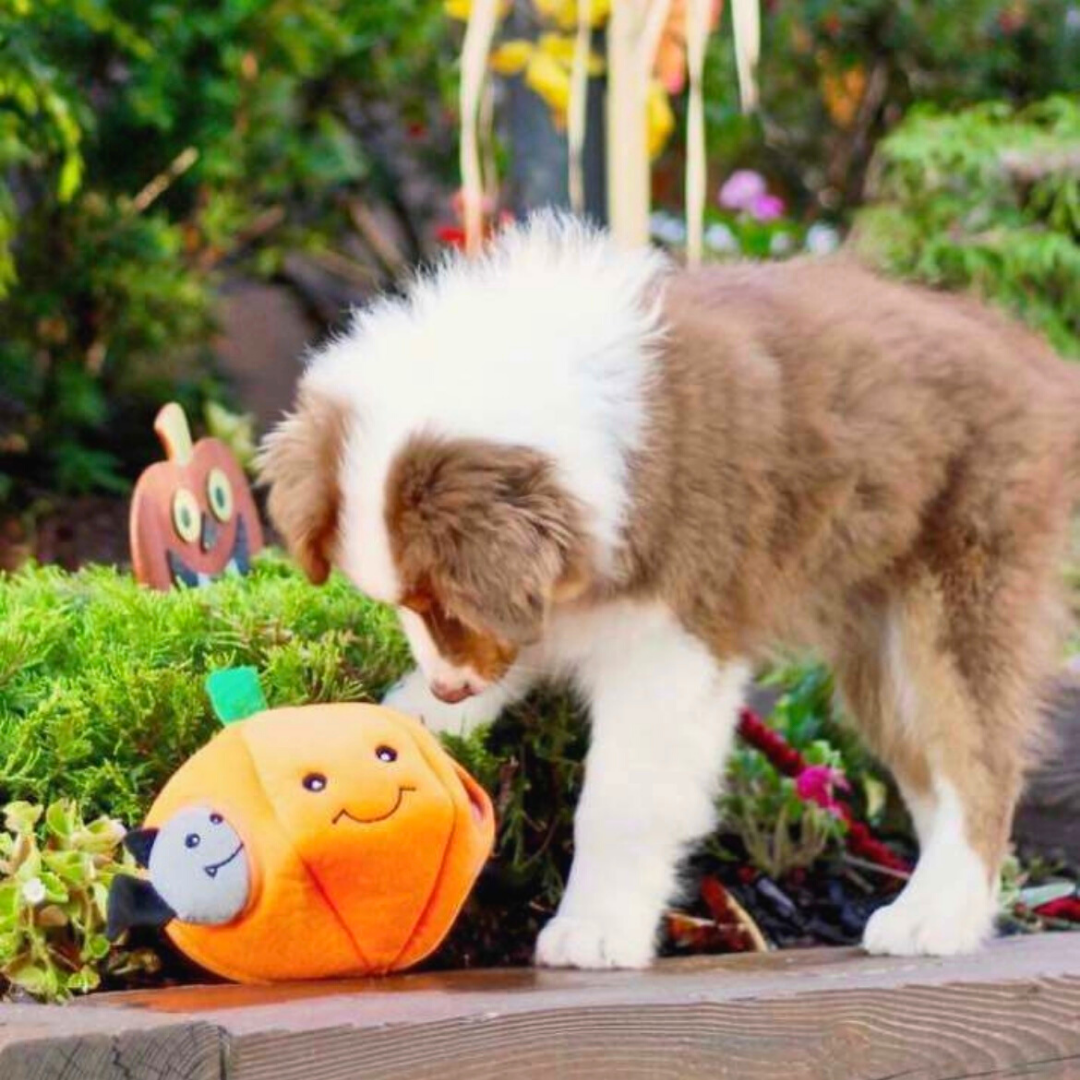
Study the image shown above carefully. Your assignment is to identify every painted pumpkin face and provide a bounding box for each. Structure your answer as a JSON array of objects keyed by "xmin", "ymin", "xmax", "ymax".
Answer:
[
  {"xmin": 130, "ymin": 403, "xmax": 264, "ymax": 590},
  {"xmin": 130, "ymin": 704, "xmax": 494, "ymax": 982}
]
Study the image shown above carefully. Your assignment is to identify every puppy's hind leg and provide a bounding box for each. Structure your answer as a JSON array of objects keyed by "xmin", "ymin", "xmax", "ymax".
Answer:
[
  {"xmin": 536, "ymin": 603, "xmax": 750, "ymax": 969},
  {"xmin": 839, "ymin": 574, "xmax": 1041, "ymax": 957}
]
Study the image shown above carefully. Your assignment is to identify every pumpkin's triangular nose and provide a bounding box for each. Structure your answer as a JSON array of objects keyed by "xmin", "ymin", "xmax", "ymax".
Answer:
[{"xmin": 201, "ymin": 514, "xmax": 219, "ymax": 553}]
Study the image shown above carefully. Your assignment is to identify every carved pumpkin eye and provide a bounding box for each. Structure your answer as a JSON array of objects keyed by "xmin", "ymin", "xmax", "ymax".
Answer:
[
  {"xmin": 172, "ymin": 488, "xmax": 201, "ymax": 543},
  {"xmin": 206, "ymin": 468, "xmax": 234, "ymax": 523}
]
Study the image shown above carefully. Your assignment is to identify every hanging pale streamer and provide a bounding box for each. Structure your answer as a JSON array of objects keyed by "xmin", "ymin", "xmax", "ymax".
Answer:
[
  {"xmin": 641, "ymin": 0, "xmax": 675, "ymax": 70},
  {"xmin": 730, "ymin": 0, "xmax": 760, "ymax": 113},
  {"xmin": 459, "ymin": 0, "xmax": 501, "ymax": 256},
  {"xmin": 606, "ymin": 0, "xmax": 674, "ymax": 248},
  {"xmin": 684, "ymin": 0, "xmax": 714, "ymax": 266},
  {"xmin": 567, "ymin": 0, "xmax": 593, "ymax": 215},
  {"xmin": 480, "ymin": 79, "xmax": 499, "ymax": 212}
]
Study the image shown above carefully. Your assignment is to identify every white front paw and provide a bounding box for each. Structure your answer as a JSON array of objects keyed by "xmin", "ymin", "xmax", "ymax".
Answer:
[
  {"xmin": 535, "ymin": 914, "xmax": 656, "ymax": 970},
  {"xmin": 862, "ymin": 887, "xmax": 994, "ymax": 957},
  {"xmin": 382, "ymin": 671, "xmax": 495, "ymax": 737}
]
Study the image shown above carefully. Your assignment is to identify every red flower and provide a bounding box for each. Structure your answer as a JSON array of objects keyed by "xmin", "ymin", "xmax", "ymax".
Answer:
[{"xmin": 794, "ymin": 764, "xmax": 849, "ymax": 814}]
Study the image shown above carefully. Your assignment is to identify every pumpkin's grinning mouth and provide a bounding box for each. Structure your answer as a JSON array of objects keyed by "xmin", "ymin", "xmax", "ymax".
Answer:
[
  {"xmin": 168, "ymin": 516, "xmax": 251, "ymax": 588},
  {"xmin": 332, "ymin": 786, "xmax": 417, "ymax": 826}
]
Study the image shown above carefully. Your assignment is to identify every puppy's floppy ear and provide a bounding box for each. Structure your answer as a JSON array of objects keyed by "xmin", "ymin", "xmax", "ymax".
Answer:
[
  {"xmin": 257, "ymin": 388, "xmax": 347, "ymax": 584},
  {"xmin": 388, "ymin": 438, "xmax": 589, "ymax": 644}
]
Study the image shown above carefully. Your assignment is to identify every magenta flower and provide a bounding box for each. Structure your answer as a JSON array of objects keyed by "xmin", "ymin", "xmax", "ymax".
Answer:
[
  {"xmin": 748, "ymin": 192, "xmax": 786, "ymax": 222},
  {"xmin": 718, "ymin": 169, "xmax": 767, "ymax": 211},
  {"xmin": 795, "ymin": 765, "xmax": 849, "ymax": 814}
]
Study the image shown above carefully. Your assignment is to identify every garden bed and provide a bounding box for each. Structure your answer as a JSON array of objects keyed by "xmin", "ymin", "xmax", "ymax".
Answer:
[
  {"xmin": 2, "ymin": 554, "xmax": 1079, "ymax": 1001},
  {"xmin": 5, "ymin": 936, "xmax": 1080, "ymax": 1079}
]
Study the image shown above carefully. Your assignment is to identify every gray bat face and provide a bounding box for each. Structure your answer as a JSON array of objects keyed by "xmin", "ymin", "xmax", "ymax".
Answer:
[{"xmin": 147, "ymin": 806, "xmax": 250, "ymax": 925}]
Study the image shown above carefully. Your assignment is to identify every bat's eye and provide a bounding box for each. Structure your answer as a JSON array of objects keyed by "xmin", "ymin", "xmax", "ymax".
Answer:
[
  {"xmin": 376, "ymin": 746, "xmax": 397, "ymax": 763},
  {"xmin": 303, "ymin": 773, "xmax": 327, "ymax": 792},
  {"xmin": 206, "ymin": 468, "xmax": 234, "ymax": 523},
  {"xmin": 172, "ymin": 489, "xmax": 201, "ymax": 544},
  {"xmin": 185, "ymin": 833, "xmax": 201, "ymax": 849},
  {"xmin": 209, "ymin": 813, "xmax": 223, "ymax": 825}
]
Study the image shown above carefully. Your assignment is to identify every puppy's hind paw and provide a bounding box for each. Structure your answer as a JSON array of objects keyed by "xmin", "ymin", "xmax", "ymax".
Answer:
[
  {"xmin": 862, "ymin": 890, "xmax": 993, "ymax": 957},
  {"xmin": 535, "ymin": 915, "xmax": 655, "ymax": 970}
]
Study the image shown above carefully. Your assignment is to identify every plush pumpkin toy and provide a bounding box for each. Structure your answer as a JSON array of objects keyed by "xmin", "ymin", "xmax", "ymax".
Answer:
[
  {"xmin": 130, "ymin": 403, "xmax": 263, "ymax": 590},
  {"xmin": 107, "ymin": 670, "xmax": 495, "ymax": 982}
]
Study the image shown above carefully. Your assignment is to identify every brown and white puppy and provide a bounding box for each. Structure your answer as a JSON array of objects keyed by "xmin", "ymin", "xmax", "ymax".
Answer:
[{"xmin": 259, "ymin": 213, "xmax": 1080, "ymax": 969}]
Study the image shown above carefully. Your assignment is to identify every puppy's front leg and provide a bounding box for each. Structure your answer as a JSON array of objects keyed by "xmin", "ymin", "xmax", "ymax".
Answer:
[{"xmin": 537, "ymin": 607, "xmax": 749, "ymax": 969}]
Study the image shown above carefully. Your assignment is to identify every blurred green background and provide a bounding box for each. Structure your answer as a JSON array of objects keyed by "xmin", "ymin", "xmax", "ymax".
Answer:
[{"xmin": 1, "ymin": 0, "xmax": 1078, "ymax": 566}]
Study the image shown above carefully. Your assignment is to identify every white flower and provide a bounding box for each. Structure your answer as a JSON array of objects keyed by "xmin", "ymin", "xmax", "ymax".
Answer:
[
  {"xmin": 805, "ymin": 222, "xmax": 841, "ymax": 256},
  {"xmin": 770, "ymin": 231, "xmax": 794, "ymax": 256},
  {"xmin": 650, "ymin": 212, "xmax": 687, "ymax": 246},
  {"xmin": 21, "ymin": 877, "xmax": 46, "ymax": 905},
  {"xmin": 704, "ymin": 222, "xmax": 739, "ymax": 254}
]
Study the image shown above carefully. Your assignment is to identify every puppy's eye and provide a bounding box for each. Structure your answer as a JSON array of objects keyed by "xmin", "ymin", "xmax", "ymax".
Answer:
[
  {"xmin": 303, "ymin": 773, "xmax": 328, "ymax": 792},
  {"xmin": 209, "ymin": 813, "xmax": 223, "ymax": 825},
  {"xmin": 185, "ymin": 833, "xmax": 201, "ymax": 849},
  {"xmin": 376, "ymin": 745, "xmax": 397, "ymax": 763}
]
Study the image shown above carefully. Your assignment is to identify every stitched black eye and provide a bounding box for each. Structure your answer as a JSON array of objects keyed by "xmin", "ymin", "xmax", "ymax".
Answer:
[
  {"xmin": 209, "ymin": 813, "xmax": 223, "ymax": 825},
  {"xmin": 185, "ymin": 833, "xmax": 201, "ymax": 849},
  {"xmin": 376, "ymin": 746, "xmax": 397, "ymax": 763},
  {"xmin": 303, "ymin": 773, "xmax": 327, "ymax": 792}
]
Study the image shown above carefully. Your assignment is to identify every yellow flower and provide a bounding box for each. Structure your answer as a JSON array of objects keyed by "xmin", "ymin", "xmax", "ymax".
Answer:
[
  {"xmin": 537, "ymin": 32, "xmax": 605, "ymax": 74},
  {"xmin": 490, "ymin": 39, "xmax": 535, "ymax": 75},
  {"xmin": 445, "ymin": 0, "xmax": 511, "ymax": 22},
  {"xmin": 647, "ymin": 81, "xmax": 675, "ymax": 159},
  {"xmin": 534, "ymin": 0, "xmax": 611, "ymax": 30},
  {"xmin": 525, "ymin": 50, "xmax": 572, "ymax": 125}
]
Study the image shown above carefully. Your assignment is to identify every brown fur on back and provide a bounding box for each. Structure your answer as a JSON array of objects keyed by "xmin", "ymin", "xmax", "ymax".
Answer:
[{"xmin": 615, "ymin": 257, "xmax": 1080, "ymax": 863}]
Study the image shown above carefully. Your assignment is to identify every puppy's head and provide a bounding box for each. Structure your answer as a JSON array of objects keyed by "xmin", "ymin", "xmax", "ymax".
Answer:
[
  {"xmin": 385, "ymin": 435, "xmax": 588, "ymax": 701},
  {"xmin": 260, "ymin": 408, "xmax": 588, "ymax": 702}
]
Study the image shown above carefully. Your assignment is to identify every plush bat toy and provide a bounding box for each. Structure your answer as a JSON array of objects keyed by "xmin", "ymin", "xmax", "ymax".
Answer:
[{"xmin": 107, "ymin": 669, "xmax": 495, "ymax": 982}]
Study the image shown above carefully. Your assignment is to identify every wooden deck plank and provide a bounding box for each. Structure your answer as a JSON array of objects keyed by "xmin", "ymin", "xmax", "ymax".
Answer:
[{"xmin": 4, "ymin": 936, "xmax": 1080, "ymax": 1079}]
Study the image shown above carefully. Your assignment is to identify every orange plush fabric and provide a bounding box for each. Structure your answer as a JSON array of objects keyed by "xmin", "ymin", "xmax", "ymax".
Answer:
[{"xmin": 144, "ymin": 704, "xmax": 494, "ymax": 982}]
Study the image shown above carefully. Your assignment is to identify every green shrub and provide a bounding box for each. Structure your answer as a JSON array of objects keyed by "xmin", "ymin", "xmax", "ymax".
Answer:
[
  {"xmin": 0, "ymin": 552, "xmax": 409, "ymax": 821},
  {"xmin": 0, "ymin": 0, "xmax": 453, "ymax": 510},
  {"xmin": 698, "ymin": 0, "xmax": 1080, "ymax": 220},
  {"xmin": 0, "ymin": 799, "xmax": 158, "ymax": 1001},
  {"xmin": 852, "ymin": 95, "xmax": 1080, "ymax": 357}
]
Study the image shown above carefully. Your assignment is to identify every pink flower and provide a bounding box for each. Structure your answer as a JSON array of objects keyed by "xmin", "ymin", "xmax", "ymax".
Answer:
[
  {"xmin": 748, "ymin": 192, "xmax": 786, "ymax": 222},
  {"xmin": 718, "ymin": 169, "xmax": 767, "ymax": 211},
  {"xmin": 795, "ymin": 765, "xmax": 849, "ymax": 814}
]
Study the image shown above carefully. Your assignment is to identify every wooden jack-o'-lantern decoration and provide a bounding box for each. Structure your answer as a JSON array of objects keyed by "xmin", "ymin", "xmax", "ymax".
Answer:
[{"xmin": 130, "ymin": 403, "xmax": 264, "ymax": 590}]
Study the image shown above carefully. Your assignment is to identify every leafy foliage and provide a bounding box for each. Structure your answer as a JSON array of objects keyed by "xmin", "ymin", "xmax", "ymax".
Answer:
[
  {"xmin": 0, "ymin": 552, "xmax": 410, "ymax": 822},
  {"xmin": 699, "ymin": 0, "xmax": 1080, "ymax": 219},
  {"xmin": 0, "ymin": 0, "xmax": 453, "ymax": 509},
  {"xmin": 719, "ymin": 662, "xmax": 885, "ymax": 879},
  {"xmin": 852, "ymin": 96, "xmax": 1080, "ymax": 357},
  {"xmin": 0, "ymin": 799, "xmax": 158, "ymax": 1000}
]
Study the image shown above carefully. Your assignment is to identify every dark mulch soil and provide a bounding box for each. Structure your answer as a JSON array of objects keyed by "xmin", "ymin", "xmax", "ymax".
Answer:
[
  {"xmin": 1, "ymin": 495, "xmax": 132, "ymax": 572},
  {"xmin": 428, "ymin": 833, "xmax": 916, "ymax": 972}
]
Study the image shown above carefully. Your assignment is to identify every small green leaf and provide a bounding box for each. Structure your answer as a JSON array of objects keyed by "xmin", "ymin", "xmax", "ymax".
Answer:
[{"xmin": 4, "ymin": 802, "xmax": 43, "ymax": 835}]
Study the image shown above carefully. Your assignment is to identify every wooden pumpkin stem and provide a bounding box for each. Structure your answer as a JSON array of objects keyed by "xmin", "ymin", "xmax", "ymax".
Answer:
[{"xmin": 154, "ymin": 402, "xmax": 195, "ymax": 466}]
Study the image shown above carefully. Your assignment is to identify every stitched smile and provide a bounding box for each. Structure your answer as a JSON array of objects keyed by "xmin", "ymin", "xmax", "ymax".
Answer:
[
  {"xmin": 333, "ymin": 786, "xmax": 417, "ymax": 826},
  {"xmin": 204, "ymin": 843, "xmax": 244, "ymax": 879}
]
